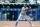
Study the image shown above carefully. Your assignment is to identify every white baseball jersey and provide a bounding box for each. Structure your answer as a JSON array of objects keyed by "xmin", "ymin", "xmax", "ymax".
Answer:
[{"xmin": 21, "ymin": 7, "xmax": 28, "ymax": 15}]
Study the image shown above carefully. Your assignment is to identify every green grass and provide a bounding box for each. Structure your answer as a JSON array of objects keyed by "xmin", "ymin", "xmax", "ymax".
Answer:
[
  {"xmin": 0, "ymin": 23, "xmax": 5, "ymax": 24},
  {"xmin": 38, "ymin": 22, "xmax": 40, "ymax": 24}
]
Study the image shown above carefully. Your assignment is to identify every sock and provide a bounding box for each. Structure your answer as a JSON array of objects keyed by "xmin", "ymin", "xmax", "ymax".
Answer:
[{"xmin": 15, "ymin": 22, "xmax": 18, "ymax": 26}]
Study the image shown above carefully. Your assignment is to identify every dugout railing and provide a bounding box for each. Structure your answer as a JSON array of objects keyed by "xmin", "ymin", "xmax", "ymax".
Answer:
[{"xmin": 1, "ymin": 8, "xmax": 39, "ymax": 21}]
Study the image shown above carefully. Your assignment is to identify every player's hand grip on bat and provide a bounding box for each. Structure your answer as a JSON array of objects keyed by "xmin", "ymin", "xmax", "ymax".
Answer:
[
  {"xmin": 29, "ymin": 6, "xmax": 31, "ymax": 9},
  {"xmin": 29, "ymin": 6, "xmax": 31, "ymax": 12}
]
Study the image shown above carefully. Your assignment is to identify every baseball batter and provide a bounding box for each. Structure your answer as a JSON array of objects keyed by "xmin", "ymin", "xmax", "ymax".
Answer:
[{"xmin": 15, "ymin": 4, "xmax": 33, "ymax": 27}]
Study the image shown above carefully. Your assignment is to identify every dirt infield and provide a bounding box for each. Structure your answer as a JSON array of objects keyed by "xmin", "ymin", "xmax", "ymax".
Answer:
[{"xmin": 0, "ymin": 21, "xmax": 40, "ymax": 27}]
